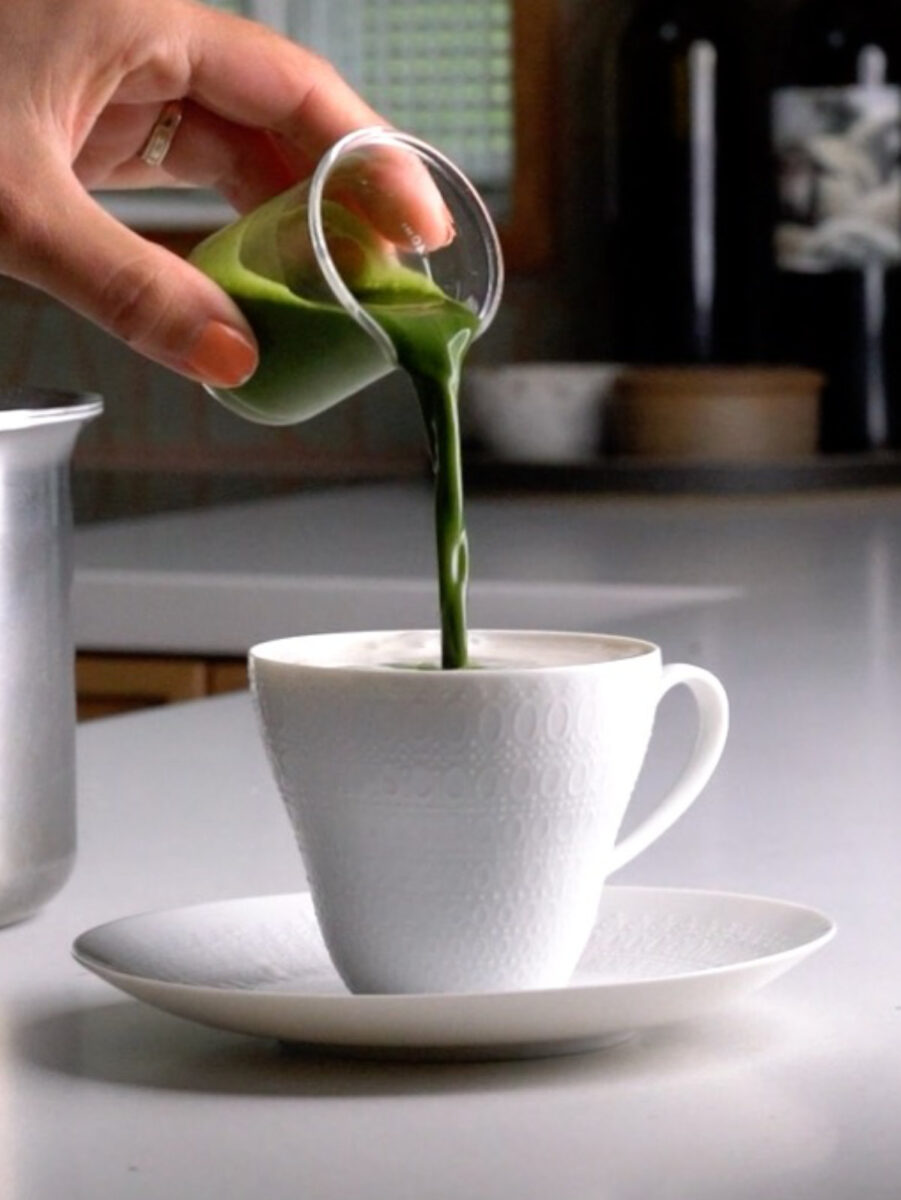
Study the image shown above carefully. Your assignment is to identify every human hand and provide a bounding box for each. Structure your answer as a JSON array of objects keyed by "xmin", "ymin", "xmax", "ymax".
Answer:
[{"xmin": 0, "ymin": 0, "xmax": 450, "ymax": 386}]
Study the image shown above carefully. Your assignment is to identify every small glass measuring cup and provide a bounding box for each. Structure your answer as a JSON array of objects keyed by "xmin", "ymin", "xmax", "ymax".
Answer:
[{"xmin": 189, "ymin": 126, "xmax": 504, "ymax": 425}]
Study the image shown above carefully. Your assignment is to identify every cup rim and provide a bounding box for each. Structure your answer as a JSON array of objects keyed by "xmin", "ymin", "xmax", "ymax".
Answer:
[
  {"xmin": 0, "ymin": 388, "xmax": 103, "ymax": 431},
  {"xmin": 306, "ymin": 125, "xmax": 505, "ymax": 366},
  {"xmin": 249, "ymin": 629, "xmax": 660, "ymax": 675}
]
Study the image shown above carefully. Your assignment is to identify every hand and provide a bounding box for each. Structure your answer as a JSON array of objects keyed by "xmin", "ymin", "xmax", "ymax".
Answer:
[{"xmin": 0, "ymin": 0, "xmax": 450, "ymax": 386}]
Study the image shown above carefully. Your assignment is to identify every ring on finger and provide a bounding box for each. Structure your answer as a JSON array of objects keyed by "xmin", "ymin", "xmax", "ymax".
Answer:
[{"xmin": 138, "ymin": 100, "xmax": 185, "ymax": 168}]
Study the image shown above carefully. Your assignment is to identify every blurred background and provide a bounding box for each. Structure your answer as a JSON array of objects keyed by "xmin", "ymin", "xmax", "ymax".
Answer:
[{"xmin": 6, "ymin": 0, "xmax": 901, "ymax": 519}]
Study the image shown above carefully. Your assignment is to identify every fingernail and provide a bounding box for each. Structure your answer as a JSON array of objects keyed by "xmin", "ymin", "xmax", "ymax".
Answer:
[{"xmin": 183, "ymin": 321, "xmax": 257, "ymax": 386}]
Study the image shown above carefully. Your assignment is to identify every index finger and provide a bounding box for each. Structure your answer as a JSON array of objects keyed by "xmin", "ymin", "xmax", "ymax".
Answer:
[
  {"xmin": 187, "ymin": 7, "xmax": 378, "ymax": 163},
  {"xmin": 186, "ymin": 6, "xmax": 451, "ymax": 248}
]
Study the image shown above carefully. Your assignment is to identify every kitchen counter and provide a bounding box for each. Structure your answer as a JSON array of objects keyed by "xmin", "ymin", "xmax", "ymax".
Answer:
[
  {"xmin": 72, "ymin": 480, "xmax": 794, "ymax": 653},
  {"xmin": 3, "ymin": 482, "xmax": 900, "ymax": 1197}
]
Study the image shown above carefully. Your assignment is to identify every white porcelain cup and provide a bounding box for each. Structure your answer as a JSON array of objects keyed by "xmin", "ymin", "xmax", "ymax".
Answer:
[{"xmin": 250, "ymin": 630, "xmax": 729, "ymax": 995}]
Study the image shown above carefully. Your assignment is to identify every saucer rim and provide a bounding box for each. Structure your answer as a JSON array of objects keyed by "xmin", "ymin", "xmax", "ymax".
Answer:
[
  {"xmin": 72, "ymin": 884, "xmax": 836, "ymax": 1005},
  {"xmin": 72, "ymin": 885, "xmax": 836, "ymax": 1059}
]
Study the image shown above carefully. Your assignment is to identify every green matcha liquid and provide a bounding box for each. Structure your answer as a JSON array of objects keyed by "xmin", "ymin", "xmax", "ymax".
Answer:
[
  {"xmin": 190, "ymin": 194, "xmax": 478, "ymax": 669},
  {"xmin": 370, "ymin": 295, "xmax": 477, "ymax": 669}
]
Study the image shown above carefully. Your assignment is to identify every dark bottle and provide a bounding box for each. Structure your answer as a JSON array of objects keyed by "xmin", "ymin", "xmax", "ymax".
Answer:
[
  {"xmin": 770, "ymin": 0, "xmax": 901, "ymax": 452},
  {"xmin": 612, "ymin": 0, "xmax": 754, "ymax": 365}
]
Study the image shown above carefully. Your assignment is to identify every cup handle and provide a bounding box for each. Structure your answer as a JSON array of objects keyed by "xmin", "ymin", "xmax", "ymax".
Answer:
[{"xmin": 607, "ymin": 663, "xmax": 729, "ymax": 874}]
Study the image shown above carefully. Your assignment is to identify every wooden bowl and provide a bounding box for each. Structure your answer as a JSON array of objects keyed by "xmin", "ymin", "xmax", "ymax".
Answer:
[{"xmin": 609, "ymin": 367, "xmax": 824, "ymax": 461}]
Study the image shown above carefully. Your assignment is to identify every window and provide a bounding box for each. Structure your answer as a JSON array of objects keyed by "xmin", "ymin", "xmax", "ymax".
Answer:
[
  {"xmin": 274, "ymin": 0, "xmax": 556, "ymax": 269},
  {"xmin": 285, "ymin": 2, "xmax": 513, "ymax": 203}
]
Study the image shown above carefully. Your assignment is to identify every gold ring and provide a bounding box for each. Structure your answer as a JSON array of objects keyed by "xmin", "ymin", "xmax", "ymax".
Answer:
[{"xmin": 138, "ymin": 100, "xmax": 184, "ymax": 167}]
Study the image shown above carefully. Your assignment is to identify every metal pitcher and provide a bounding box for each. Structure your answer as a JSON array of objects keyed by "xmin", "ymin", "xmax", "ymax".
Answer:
[{"xmin": 0, "ymin": 388, "xmax": 102, "ymax": 926}]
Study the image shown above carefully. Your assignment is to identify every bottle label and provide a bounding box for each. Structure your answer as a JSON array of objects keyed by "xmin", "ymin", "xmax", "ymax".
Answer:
[{"xmin": 772, "ymin": 85, "xmax": 901, "ymax": 272}]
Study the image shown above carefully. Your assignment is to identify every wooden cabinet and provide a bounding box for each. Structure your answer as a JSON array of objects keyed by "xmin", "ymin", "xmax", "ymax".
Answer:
[{"xmin": 76, "ymin": 653, "xmax": 248, "ymax": 721}]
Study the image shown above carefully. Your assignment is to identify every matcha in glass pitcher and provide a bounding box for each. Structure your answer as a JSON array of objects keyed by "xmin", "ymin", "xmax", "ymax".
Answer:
[
  {"xmin": 188, "ymin": 126, "xmax": 502, "ymax": 425},
  {"xmin": 189, "ymin": 127, "xmax": 504, "ymax": 668}
]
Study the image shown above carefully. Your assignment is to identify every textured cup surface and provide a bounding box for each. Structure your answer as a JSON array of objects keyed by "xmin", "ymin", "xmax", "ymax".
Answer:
[{"xmin": 250, "ymin": 630, "xmax": 728, "ymax": 995}]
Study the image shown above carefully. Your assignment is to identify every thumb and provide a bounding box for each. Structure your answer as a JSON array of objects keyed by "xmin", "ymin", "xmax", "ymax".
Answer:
[{"xmin": 4, "ymin": 169, "xmax": 258, "ymax": 387}]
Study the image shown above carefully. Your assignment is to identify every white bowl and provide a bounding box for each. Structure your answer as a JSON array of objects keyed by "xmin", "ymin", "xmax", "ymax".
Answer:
[{"xmin": 461, "ymin": 363, "xmax": 622, "ymax": 463}]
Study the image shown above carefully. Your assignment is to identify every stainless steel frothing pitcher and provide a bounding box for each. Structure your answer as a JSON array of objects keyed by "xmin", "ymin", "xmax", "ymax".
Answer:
[{"xmin": 0, "ymin": 388, "xmax": 102, "ymax": 926}]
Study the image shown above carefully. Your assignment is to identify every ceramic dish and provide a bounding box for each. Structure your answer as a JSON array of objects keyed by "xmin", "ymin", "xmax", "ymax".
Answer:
[{"xmin": 73, "ymin": 886, "xmax": 835, "ymax": 1060}]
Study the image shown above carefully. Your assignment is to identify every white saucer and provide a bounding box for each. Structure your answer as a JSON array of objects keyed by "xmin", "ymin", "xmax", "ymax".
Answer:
[{"xmin": 72, "ymin": 886, "xmax": 835, "ymax": 1060}]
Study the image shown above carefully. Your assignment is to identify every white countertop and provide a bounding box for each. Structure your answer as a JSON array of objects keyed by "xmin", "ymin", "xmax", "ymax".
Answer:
[
  {"xmin": 73, "ymin": 481, "xmax": 776, "ymax": 653},
  {"xmin": 3, "ymin": 483, "xmax": 901, "ymax": 1197}
]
